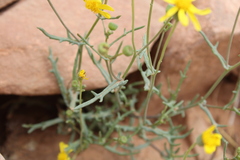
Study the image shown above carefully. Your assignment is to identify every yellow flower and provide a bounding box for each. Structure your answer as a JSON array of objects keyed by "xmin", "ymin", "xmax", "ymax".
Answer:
[
  {"xmin": 83, "ymin": 0, "xmax": 114, "ymax": 19},
  {"xmin": 78, "ymin": 69, "xmax": 88, "ymax": 80},
  {"xmin": 159, "ymin": 0, "xmax": 211, "ymax": 31},
  {"xmin": 57, "ymin": 142, "xmax": 72, "ymax": 160},
  {"xmin": 201, "ymin": 126, "xmax": 222, "ymax": 154}
]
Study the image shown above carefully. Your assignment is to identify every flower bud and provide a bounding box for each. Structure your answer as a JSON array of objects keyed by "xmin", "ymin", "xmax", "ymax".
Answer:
[
  {"xmin": 118, "ymin": 135, "xmax": 128, "ymax": 144},
  {"xmin": 108, "ymin": 22, "xmax": 118, "ymax": 31},
  {"xmin": 122, "ymin": 45, "xmax": 134, "ymax": 56},
  {"xmin": 72, "ymin": 80, "xmax": 78, "ymax": 88},
  {"xmin": 66, "ymin": 109, "xmax": 73, "ymax": 117},
  {"xmin": 98, "ymin": 42, "xmax": 110, "ymax": 56}
]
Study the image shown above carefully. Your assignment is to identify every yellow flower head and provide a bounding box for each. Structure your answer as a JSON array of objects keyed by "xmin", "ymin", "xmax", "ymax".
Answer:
[
  {"xmin": 159, "ymin": 0, "xmax": 211, "ymax": 31},
  {"xmin": 201, "ymin": 126, "xmax": 222, "ymax": 154},
  {"xmin": 83, "ymin": 0, "xmax": 114, "ymax": 19},
  {"xmin": 78, "ymin": 69, "xmax": 88, "ymax": 80},
  {"xmin": 57, "ymin": 142, "xmax": 72, "ymax": 160}
]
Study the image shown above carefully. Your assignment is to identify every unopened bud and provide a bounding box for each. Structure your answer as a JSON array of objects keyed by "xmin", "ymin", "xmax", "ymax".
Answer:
[
  {"xmin": 98, "ymin": 42, "xmax": 110, "ymax": 56},
  {"xmin": 66, "ymin": 110, "xmax": 73, "ymax": 117},
  {"xmin": 122, "ymin": 45, "xmax": 134, "ymax": 56},
  {"xmin": 118, "ymin": 136, "xmax": 128, "ymax": 144},
  {"xmin": 108, "ymin": 22, "xmax": 118, "ymax": 31}
]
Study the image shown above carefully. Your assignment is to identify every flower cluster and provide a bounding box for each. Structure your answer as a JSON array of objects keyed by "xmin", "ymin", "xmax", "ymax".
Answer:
[
  {"xmin": 83, "ymin": 0, "xmax": 114, "ymax": 19},
  {"xmin": 201, "ymin": 126, "xmax": 222, "ymax": 154},
  {"xmin": 57, "ymin": 142, "xmax": 72, "ymax": 160},
  {"xmin": 78, "ymin": 69, "xmax": 88, "ymax": 80},
  {"xmin": 160, "ymin": 0, "xmax": 211, "ymax": 31}
]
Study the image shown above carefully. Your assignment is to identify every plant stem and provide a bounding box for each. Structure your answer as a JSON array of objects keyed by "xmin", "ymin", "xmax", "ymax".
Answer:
[
  {"xmin": 131, "ymin": 0, "xmax": 137, "ymax": 58},
  {"xmin": 47, "ymin": 0, "xmax": 79, "ymax": 41},
  {"xmin": 179, "ymin": 60, "xmax": 240, "ymax": 111},
  {"xmin": 77, "ymin": 46, "xmax": 83, "ymax": 72},
  {"xmin": 85, "ymin": 18, "xmax": 100, "ymax": 39},
  {"xmin": 78, "ymin": 79, "xmax": 84, "ymax": 150},
  {"xmin": 226, "ymin": 7, "xmax": 240, "ymax": 64},
  {"xmin": 153, "ymin": 32, "xmax": 165, "ymax": 67},
  {"xmin": 143, "ymin": 21, "xmax": 178, "ymax": 123},
  {"xmin": 183, "ymin": 142, "xmax": 197, "ymax": 160},
  {"xmin": 146, "ymin": 0, "xmax": 154, "ymax": 71},
  {"xmin": 122, "ymin": 19, "xmax": 171, "ymax": 79}
]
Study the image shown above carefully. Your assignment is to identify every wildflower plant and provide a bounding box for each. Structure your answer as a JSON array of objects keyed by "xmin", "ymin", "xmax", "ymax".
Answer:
[{"xmin": 23, "ymin": 0, "xmax": 240, "ymax": 159}]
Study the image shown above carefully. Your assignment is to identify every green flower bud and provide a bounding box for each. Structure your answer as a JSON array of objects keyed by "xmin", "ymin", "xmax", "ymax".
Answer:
[
  {"xmin": 118, "ymin": 136, "xmax": 128, "ymax": 144},
  {"xmin": 98, "ymin": 42, "xmax": 110, "ymax": 56},
  {"xmin": 72, "ymin": 80, "xmax": 78, "ymax": 88},
  {"xmin": 108, "ymin": 22, "xmax": 118, "ymax": 31},
  {"xmin": 122, "ymin": 45, "xmax": 134, "ymax": 56},
  {"xmin": 66, "ymin": 109, "xmax": 73, "ymax": 117}
]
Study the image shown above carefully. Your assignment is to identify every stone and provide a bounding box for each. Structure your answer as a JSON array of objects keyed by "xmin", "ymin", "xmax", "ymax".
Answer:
[
  {"xmin": 0, "ymin": 154, "xmax": 5, "ymax": 160},
  {"xmin": 0, "ymin": 0, "xmax": 163, "ymax": 95}
]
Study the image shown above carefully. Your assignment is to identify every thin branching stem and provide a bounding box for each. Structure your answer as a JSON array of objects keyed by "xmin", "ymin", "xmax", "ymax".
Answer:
[
  {"xmin": 143, "ymin": 21, "xmax": 178, "ymax": 123},
  {"xmin": 47, "ymin": 0, "xmax": 79, "ymax": 41},
  {"xmin": 226, "ymin": 7, "xmax": 240, "ymax": 64}
]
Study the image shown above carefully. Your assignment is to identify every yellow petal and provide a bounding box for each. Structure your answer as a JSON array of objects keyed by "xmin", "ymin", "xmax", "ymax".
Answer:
[
  {"xmin": 212, "ymin": 134, "xmax": 222, "ymax": 146},
  {"xmin": 187, "ymin": 11, "xmax": 201, "ymax": 31},
  {"xmin": 99, "ymin": 11, "xmax": 111, "ymax": 18},
  {"xmin": 189, "ymin": 4, "xmax": 211, "ymax": 15},
  {"xmin": 58, "ymin": 152, "xmax": 69, "ymax": 160},
  {"xmin": 204, "ymin": 145, "xmax": 216, "ymax": 154},
  {"xmin": 164, "ymin": 0, "xmax": 176, "ymax": 4},
  {"xmin": 159, "ymin": 6, "xmax": 178, "ymax": 22},
  {"xmin": 205, "ymin": 125, "xmax": 216, "ymax": 134},
  {"xmin": 178, "ymin": 9, "xmax": 189, "ymax": 26},
  {"xmin": 98, "ymin": 4, "xmax": 114, "ymax": 11},
  {"xmin": 59, "ymin": 142, "xmax": 69, "ymax": 153}
]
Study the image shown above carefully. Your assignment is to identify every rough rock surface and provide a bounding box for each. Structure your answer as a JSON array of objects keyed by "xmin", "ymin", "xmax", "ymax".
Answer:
[{"xmin": 0, "ymin": 0, "xmax": 162, "ymax": 95}]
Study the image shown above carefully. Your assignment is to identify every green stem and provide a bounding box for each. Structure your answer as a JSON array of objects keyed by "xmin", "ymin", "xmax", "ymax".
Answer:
[
  {"xmin": 131, "ymin": 0, "xmax": 137, "ymax": 58},
  {"xmin": 121, "ymin": 19, "xmax": 171, "ymax": 79},
  {"xmin": 201, "ymin": 62, "xmax": 240, "ymax": 102},
  {"xmin": 105, "ymin": 61, "xmax": 122, "ymax": 107},
  {"xmin": 146, "ymin": 0, "xmax": 154, "ymax": 71},
  {"xmin": 183, "ymin": 142, "xmax": 197, "ymax": 160},
  {"xmin": 105, "ymin": 60, "xmax": 113, "ymax": 82},
  {"xmin": 47, "ymin": 0, "xmax": 79, "ymax": 41},
  {"xmin": 179, "ymin": 61, "xmax": 240, "ymax": 111},
  {"xmin": 109, "ymin": 61, "xmax": 121, "ymax": 80},
  {"xmin": 156, "ymin": 21, "xmax": 178, "ymax": 71},
  {"xmin": 85, "ymin": 17, "xmax": 100, "ymax": 39},
  {"xmin": 121, "ymin": 0, "xmax": 138, "ymax": 80},
  {"xmin": 143, "ymin": 21, "xmax": 178, "ymax": 123},
  {"xmin": 153, "ymin": 32, "xmax": 165, "ymax": 67},
  {"xmin": 78, "ymin": 79, "xmax": 84, "ymax": 149},
  {"xmin": 226, "ymin": 8, "xmax": 240, "ymax": 64},
  {"xmin": 77, "ymin": 45, "xmax": 83, "ymax": 72}
]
